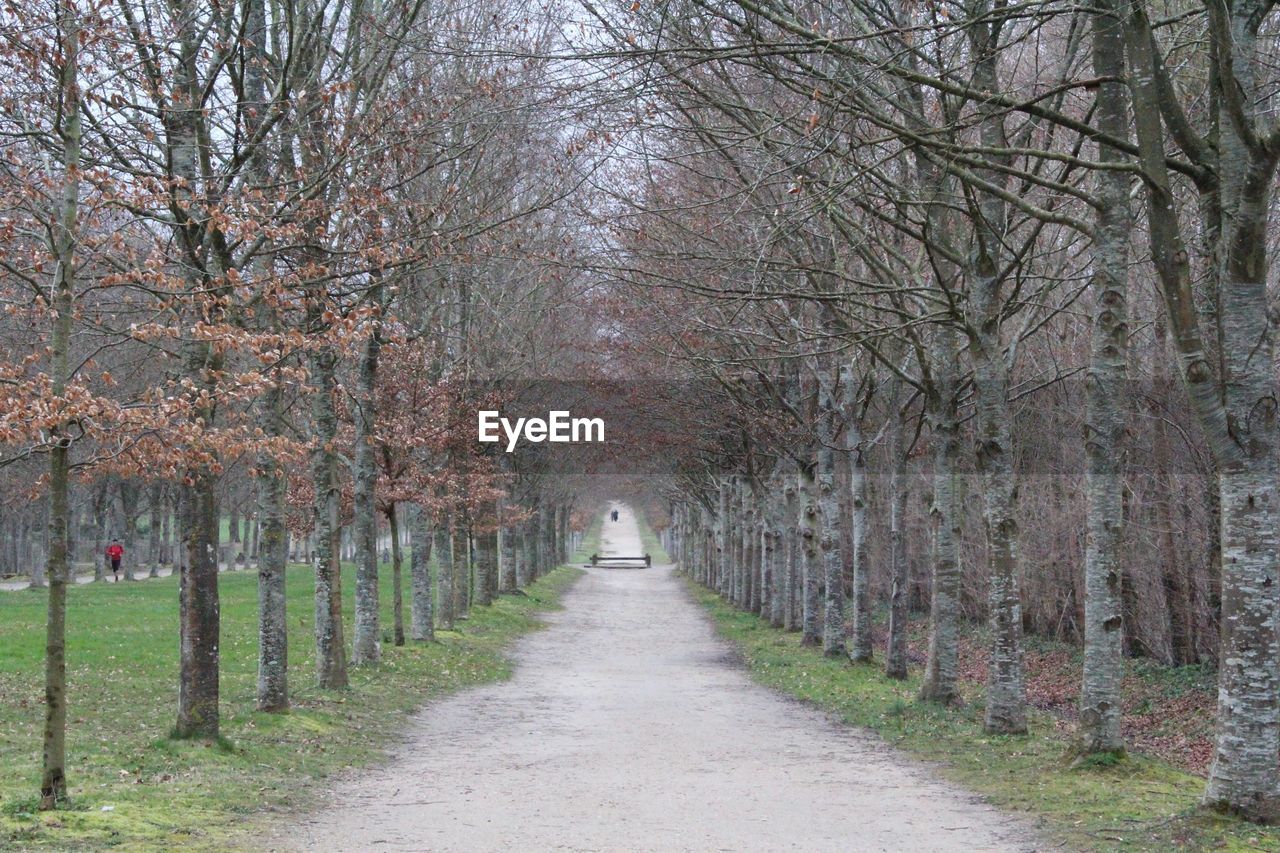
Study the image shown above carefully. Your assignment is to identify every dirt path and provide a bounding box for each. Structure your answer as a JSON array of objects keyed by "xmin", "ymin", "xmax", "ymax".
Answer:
[{"xmin": 274, "ymin": 505, "xmax": 1040, "ymax": 852}]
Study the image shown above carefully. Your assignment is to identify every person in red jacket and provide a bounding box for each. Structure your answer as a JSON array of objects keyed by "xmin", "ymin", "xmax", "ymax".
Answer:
[{"xmin": 105, "ymin": 539, "xmax": 124, "ymax": 581}]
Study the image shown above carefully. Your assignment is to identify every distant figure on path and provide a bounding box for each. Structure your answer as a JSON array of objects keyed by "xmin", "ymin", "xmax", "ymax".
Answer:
[
  {"xmin": 610, "ymin": 509, "xmax": 618, "ymax": 522},
  {"xmin": 105, "ymin": 539, "xmax": 124, "ymax": 582}
]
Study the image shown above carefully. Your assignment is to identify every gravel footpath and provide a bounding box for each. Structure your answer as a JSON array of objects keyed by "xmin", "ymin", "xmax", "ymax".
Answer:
[{"xmin": 272, "ymin": 505, "xmax": 1041, "ymax": 852}]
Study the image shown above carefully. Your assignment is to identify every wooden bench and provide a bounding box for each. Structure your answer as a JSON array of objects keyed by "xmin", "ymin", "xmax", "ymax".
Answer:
[{"xmin": 588, "ymin": 553, "xmax": 651, "ymax": 568}]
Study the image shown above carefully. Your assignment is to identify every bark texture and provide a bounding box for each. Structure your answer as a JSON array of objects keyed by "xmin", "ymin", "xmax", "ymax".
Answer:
[
  {"xmin": 388, "ymin": 503, "xmax": 405, "ymax": 646},
  {"xmin": 255, "ymin": 381, "xmax": 288, "ymax": 712},
  {"xmin": 816, "ymin": 367, "xmax": 845, "ymax": 657},
  {"xmin": 40, "ymin": 8, "xmax": 77, "ymax": 799},
  {"xmin": 1078, "ymin": 0, "xmax": 1130, "ymax": 756},
  {"xmin": 885, "ymin": 396, "xmax": 911, "ymax": 681},
  {"xmin": 352, "ymin": 315, "xmax": 382, "ymax": 666},
  {"xmin": 310, "ymin": 345, "xmax": 348, "ymax": 690},
  {"xmin": 409, "ymin": 503, "xmax": 434, "ymax": 641},
  {"xmin": 920, "ymin": 376, "xmax": 962, "ymax": 704},
  {"xmin": 967, "ymin": 11, "xmax": 1026, "ymax": 735},
  {"xmin": 436, "ymin": 522, "xmax": 455, "ymax": 630},
  {"xmin": 847, "ymin": 402, "xmax": 873, "ymax": 663},
  {"xmin": 798, "ymin": 459, "xmax": 820, "ymax": 646}
]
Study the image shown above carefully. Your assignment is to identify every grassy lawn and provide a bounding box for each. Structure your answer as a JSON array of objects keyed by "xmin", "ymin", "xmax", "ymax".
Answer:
[
  {"xmin": 687, "ymin": 582, "xmax": 1280, "ymax": 852},
  {"xmin": 0, "ymin": 527, "xmax": 594, "ymax": 850}
]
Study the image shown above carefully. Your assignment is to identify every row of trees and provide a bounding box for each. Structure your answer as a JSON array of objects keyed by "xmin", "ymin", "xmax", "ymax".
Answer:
[
  {"xmin": 0, "ymin": 0, "xmax": 611, "ymax": 810},
  {"xmin": 8, "ymin": 477, "xmax": 270, "ymax": 585},
  {"xmin": 8, "ymin": 0, "xmax": 1280, "ymax": 827},
  {"xmin": 583, "ymin": 0, "xmax": 1280, "ymax": 823}
]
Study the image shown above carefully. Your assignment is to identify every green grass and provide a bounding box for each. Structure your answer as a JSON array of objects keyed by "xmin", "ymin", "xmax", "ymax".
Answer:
[
  {"xmin": 687, "ymin": 583, "xmax": 1280, "ymax": 852},
  {"xmin": 0, "ymin": 534, "xmax": 592, "ymax": 850}
]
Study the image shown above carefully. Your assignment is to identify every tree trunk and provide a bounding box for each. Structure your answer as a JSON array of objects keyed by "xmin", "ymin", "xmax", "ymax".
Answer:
[
  {"xmin": 352, "ymin": 315, "xmax": 382, "ymax": 666},
  {"xmin": 718, "ymin": 478, "xmax": 731, "ymax": 597},
  {"xmin": 1153, "ymin": 337, "xmax": 1195, "ymax": 664},
  {"xmin": 556, "ymin": 504, "xmax": 568, "ymax": 564},
  {"xmin": 40, "ymin": 13, "xmax": 77, "ymax": 799},
  {"xmin": 845, "ymin": 371, "xmax": 872, "ymax": 663},
  {"xmin": 1201, "ymin": 472, "xmax": 1222, "ymax": 661},
  {"xmin": 168, "ymin": 0, "xmax": 224, "ymax": 735},
  {"xmin": 730, "ymin": 478, "xmax": 744, "ymax": 607},
  {"xmin": 177, "ymin": 473, "xmax": 221, "ymax": 738},
  {"xmin": 243, "ymin": 0, "xmax": 279, "ymax": 696},
  {"xmin": 742, "ymin": 497, "xmax": 752, "ymax": 609},
  {"xmin": 310, "ymin": 345, "xmax": 347, "ymax": 689},
  {"xmin": 762, "ymin": 498, "xmax": 777, "ymax": 624},
  {"xmin": 453, "ymin": 524, "xmax": 469, "ymax": 617},
  {"xmin": 959, "ymin": 8, "xmax": 1027, "ymax": 737},
  {"xmin": 973, "ymin": 351, "xmax": 1026, "ymax": 735},
  {"xmin": 1123, "ymin": 8, "xmax": 1280, "ymax": 814},
  {"xmin": 1078, "ymin": 0, "xmax": 1130, "ymax": 756},
  {"xmin": 500, "ymin": 522, "xmax": 517, "ymax": 592},
  {"xmin": 486, "ymin": 528, "xmax": 500, "ymax": 601},
  {"xmin": 476, "ymin": 526, "xmax": 495, "ymax": 607},
  {"xmin": 255, "ymin": 376, "xmax": 288, "ymax": 712},
  {"xmin": 387, "ymin": 503, "xmax": 404, "ymax": 646},
  {"xmin": 783, "ymin": 478, "xmax": 799, "ymax": 631},
  {"xmin": 42, "ymin": 440, "xmax": 70, "ymax": 807},
  {"xmin": 160, "ymin": 489, "xmax": 172, "ymax": 568},
  {"xmin": 1206, "ymin": 461, "xmax": 1280, "ymax": 816},
  {"xmin": 1152, "ymin": 315, "xmax": 1195, "ymax": 666},
  {"xmin": 920, "ymin": 327, "xmax": 962, "ymax": 705},
  {"xmin": 885, "ymin": 393, "xmax": 911, "ymax": 680},
  {"xmin": 738, "ymin": 483, "xmax": 752, "ymax": 610},
  {"xmin": 766, "ymin": 492, "xmax": 782, "ymax": 626},
  {"xmin": 517, "ymin": 517, "xmax": 533, "ymax": 589},
  {"xmin": 531, "ymin": 506, "xmax": 545, "ymax": 581},
  {"xmin": 116, "ymin": 483, "xmax": 138, "ymax": 581},
  {"xmin": 1208, "ymin": 74, "xmax": 1280, "ymax": 814},
  {"xmin": 817, "ymin": 365, "xmax": 845, "ymax": 658},
  {"xmin": 407, "ymin": 503, "xmax": 433, "ymax": 641},
  {"xmin": 92, "ymin": 502, "xmax": 105, "ymax": 581},
  {"xmin": 29, "ymin": 519, "xmax": 46, "ymax": 588},
  {"xmin": 436, "ymin": 522, "xmax": 455, "ymax": 629},
  {"xmin": 147, "ymin": 484, "xmax": 162, "ymax": 578},
  {"xmin": 543, "ymin": 508, "xmax": 556, "ymax": 576},
  {"xmin": 798, "ymin": 458, "xmax": 821, "ymax": 646}
]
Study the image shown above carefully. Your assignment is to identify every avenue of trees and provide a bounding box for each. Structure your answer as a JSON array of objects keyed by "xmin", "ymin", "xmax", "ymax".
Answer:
[
  {"xmin": 6, "ymin": 0, "xmax": 1280, "ymax": 831},
  {"xmin": 572, "ymin": 0, "xmax": 1280, "ymax": 825},
  {"xmin": 0, "ymin": 0, "xmax": 606, "ymax": 810}
]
